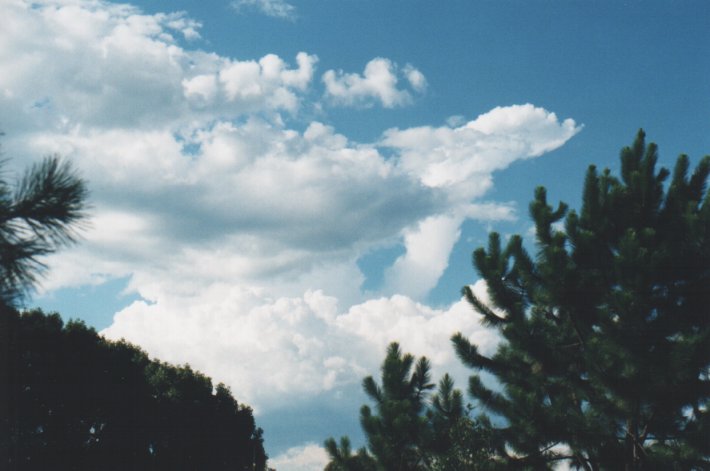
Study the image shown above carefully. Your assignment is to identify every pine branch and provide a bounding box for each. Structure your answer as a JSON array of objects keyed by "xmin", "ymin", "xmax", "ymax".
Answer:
[
  {"xmin": 451, "ymin": 332, "xmax": 496, "ymax": 372},
  {"xmin": 463, "ymin": 285, "xmax": 508, "ymax": 325}
]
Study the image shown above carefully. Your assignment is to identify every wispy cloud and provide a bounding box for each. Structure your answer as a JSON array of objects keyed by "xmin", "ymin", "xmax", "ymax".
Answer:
[{"xmin": 231, "ymin": 0, "xmax": 296, "ymax": 20}]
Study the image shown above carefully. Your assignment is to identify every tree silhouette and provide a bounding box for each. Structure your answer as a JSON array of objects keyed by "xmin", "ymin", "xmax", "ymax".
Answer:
[{"xmin": 454, "ymin": 130, "xmax": 710, "ymax": 469}]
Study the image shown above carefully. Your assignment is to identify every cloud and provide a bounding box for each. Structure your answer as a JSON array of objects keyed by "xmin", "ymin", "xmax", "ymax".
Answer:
[
  {"xmin": 383, "ymin": 214, "xmax": 463, "ymax": 299},
  {"xmin": 2, "ymin": 0, "xmax": 581, "ymax": 457},
  {"xmin": 231, "ymin": 0, "xmax": 296, "ymax": 20},
  {"xmin": 270, "ymin": 443, "xmax": 329, "ymax": 471},
  {"xmin": 30, "ymin": 119, "xmax": 445, "ymax": 306},
  {"xmin": 0, "ymin": 1, "xmax": 315, "ymax": 135},
  {"xmin": 29, "ymin": 103, "xmax": 577, "ymax": 301},
  {"xmin": 322, "ymin": 58, "xmax": 426, "ymax": 108},
  {"xmin": 382, "ymin": 104, "xmax": 582, "ymax": 193},
  {"xmin": 102, "ymin": 288, "xmax": 498, "ymax": 411}
]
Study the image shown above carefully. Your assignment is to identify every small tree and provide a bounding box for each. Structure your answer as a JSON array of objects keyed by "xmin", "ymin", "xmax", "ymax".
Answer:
[
  {"xmin": 453, "ymin": 130, "xmax": 710, "ymax": 469},
  {"xmin": 325, "ymin": 343, "xmax": 496, "ymax": 471},
  {"xmin": 426, "ymin": 376, "xmax": 499, "ymax": 471},
  {"xmin": 0, "ymin": 155, "xmax": 88, "ymax": 307},
  {"xmin": 359, "ymin": 342, "xmax": 434, "ymax": 470}
]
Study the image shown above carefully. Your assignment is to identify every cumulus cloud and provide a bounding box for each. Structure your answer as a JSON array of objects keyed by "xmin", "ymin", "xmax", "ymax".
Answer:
[
  {"xmin": 322, "ymin": 58, "xmax": 426, "ymax": 108},
  {"xmin": 31, "ymin": 119, "xmax": 445, "ymax": 306},
  {"xmin": 102, "ymin": 288, "xmax": 498, "ymax": 410},
  {"xmin": 2, "ymin": 0, "xmax": 581, "ymax": 457},
  {"xmin": 0, "ymin": 1, "xmax": 315, "ymax": 135},
  {"xmin": 231, "ymin": 0, "xmax": 296, "ymax": 20}
]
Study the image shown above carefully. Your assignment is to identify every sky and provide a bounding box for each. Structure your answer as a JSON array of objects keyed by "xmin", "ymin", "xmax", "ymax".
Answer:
[{"xmin": 2, "ymin": 0, "xmax": 709, "ymax": 469}]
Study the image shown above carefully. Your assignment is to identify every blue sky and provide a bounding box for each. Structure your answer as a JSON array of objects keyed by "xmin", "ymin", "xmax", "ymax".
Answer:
[{"xmin": 2, "ymin": 0, "xmax": 708, "ymax": 469}]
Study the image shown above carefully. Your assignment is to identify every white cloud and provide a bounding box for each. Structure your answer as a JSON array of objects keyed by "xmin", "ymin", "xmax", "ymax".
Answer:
[
  {"xmin": 270, "ymin": 443, "xmax": 330, "ymax": 471},
  {"xmin": 102, "ymin": 287, "xmax": 498, "ymax": 411},
  {"xmin": 0, "ymin": 0, "xmax": 315, "ymax": 135},
  {"xmin": 231, "ymin": 0, "xmax": 296, "ymax": 20},
  {"xmin": 31, "ymin": 118, "xmax": 443, "ymax": 302},
  {"xmin": 211, "ymin": 52, "xmax": 317, "ymax": 112},
  {"xmin": 383, "ymin": 214, "xmax": 462, "ymax": 300},
  {"xmin": 382, "ymin": 104, "xmax": 582, "ymax": 194},
  {"xmin": 322, "ymin": 58, "xmax": 425, "ymax": 108},
  {"xmin": 336, "ymin": 294, "xmax": 500, "ymax": 368}
]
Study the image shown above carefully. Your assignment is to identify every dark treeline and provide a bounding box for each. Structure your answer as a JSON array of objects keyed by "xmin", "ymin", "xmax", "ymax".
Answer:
[{"xmin": 0, "ymin": 306, "xmax": 268, "ymax": 471}]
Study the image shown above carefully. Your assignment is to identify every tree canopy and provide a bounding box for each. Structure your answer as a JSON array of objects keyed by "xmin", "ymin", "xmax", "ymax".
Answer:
[
  {"xmin": 0, "ymin": 306, "xmax": 269, "ymax": 471},
  {"xmin": 453, "ymin": 130, "xmax": 710, "ymax": 469}
]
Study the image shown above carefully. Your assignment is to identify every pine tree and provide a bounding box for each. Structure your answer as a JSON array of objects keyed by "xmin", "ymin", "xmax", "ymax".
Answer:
[
  {"xmin": 359, "ymin": 342, "xmax": 434, "ymax": 470},
  {"xmin": 427, "ymin": 374, "xmax": 465, "ymax": 455},
  {"xmin": 453, "ymin": 130, "xmax": 710, "ymax": 469},
  {"xmin": 324, "ymin": 343, "xmax": 497, "ymax": 471},
  {"xmin": 426, "ymin": 375, "xmax": 499, "ymax": 471},
  {"xmin": 0, "ymin": 155, "xmax": 87, "ymax": 307}
]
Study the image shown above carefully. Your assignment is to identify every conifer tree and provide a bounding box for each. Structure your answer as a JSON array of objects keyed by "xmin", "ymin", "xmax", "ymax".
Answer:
[
  {"xmin": 360, "ymin": 342, "xmax": 434, "ymax": 470},
  {"xmin": 0, "ymin": 155, "xmax": 87, "ymax": 307},
  {"xmin": 426, "ymin": 375, "xmax": 498, "ymax": 471},
  {"xmin": 324, "ymin": 343, "xmax": 496, "ymax": 471},
  {"xmin": 453, "ymin": 130, "xmax": 710, "ymax": 469}
]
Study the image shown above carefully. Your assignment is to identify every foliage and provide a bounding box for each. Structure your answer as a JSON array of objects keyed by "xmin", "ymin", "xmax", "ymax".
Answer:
[
  {"xmin": 324, "ymin": 343, "xmax": 496, "ymax": 471},
  {"xmin": 0, "ymin": 307, "xmax": 269, "ymax": 471},
  {"xmin": 0, "ymin": 155, "xmax": 88, "ymax": 307},
  {"xmin": 453, "ymin": 130, "xmax": 710, "ymax": 469}
]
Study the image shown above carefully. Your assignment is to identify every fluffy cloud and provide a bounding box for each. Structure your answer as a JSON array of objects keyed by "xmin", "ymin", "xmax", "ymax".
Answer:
[
  {"xmin": 2, "ymin": 0, "xmax": 581, "ymax": 458},
  {"xmin": 0, "ymin": 0, "xmax": 315, "ymax": 135},
  {"xmin": 102, "ymin": 287, "xmax": 497, "ymax": 410},
  {"xmin": 206, "ymin": 52, "xmax": 316, "ymax": 112},
  {"xmin": 323, "ymin": 58, "xmax": 426, "ymax": 108}
]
